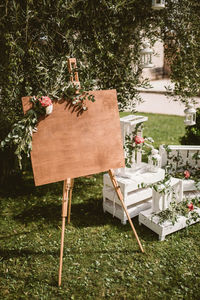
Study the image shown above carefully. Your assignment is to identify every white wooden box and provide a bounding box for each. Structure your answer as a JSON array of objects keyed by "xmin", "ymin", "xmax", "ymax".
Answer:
[
  {"xmin": 120, "ymin": 115, "xmax": 148, "ymax": 146},
  {"xmin": 120, "ymin": 115, "xmax": 148, "ymax": 165},
  {"xmin": 152, "ymin": 178, "xmax": 183, "ymax": 213},
  {"xmin": 139, "ymin": 207, "xmax": 200, "ymax": 241},
  {"xmin": 104, "ymin": 197, "xmax": 151, "ymax": 225},
  {"xmin": 103, "ymin": 167, "xmax": 165, "ymax": 224}
]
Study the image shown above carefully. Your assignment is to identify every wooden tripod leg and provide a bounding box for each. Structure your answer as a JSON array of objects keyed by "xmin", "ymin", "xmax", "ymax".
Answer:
[
  {"xmin": 108, "ymin": 169, "xmax": 144, "ymax": 253},
  {"xmin": 58, "ymin": 178, "xmax": 72, "ymax": 286},
  {"xmin": 67, "ymin": 178, "xmax": 74, "ymax": 224}
]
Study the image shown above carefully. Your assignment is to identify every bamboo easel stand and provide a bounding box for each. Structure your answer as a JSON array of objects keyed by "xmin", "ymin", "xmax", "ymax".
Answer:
[
  {"xmin": 58, "ymin": 58, "xmax": 144, "ymax": 286},
  {"xmin": 58, "ymin": 170, "xmax": 144, "ymax": 286},
  {"xmin": 58, "ymin": 178, "xmax": 73, "ymax": 287},
  {"xmin": 67, "ymin": 178, "xmax": 74, "ymax": 224},
  {"xmin": 108, "ymin": 169, "xmax": 144, "ymax": 253}
]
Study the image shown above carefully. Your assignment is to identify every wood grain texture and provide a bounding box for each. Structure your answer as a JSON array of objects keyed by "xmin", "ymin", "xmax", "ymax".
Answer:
[{"xmin": 22, "ymin": 90, "xmax": 125, "ymax": 186}]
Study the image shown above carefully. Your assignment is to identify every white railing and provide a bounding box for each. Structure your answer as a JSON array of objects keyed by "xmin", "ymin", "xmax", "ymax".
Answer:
[{"xmin": 159, "ymin": 145, "xmax": 200, "ymax": 169}]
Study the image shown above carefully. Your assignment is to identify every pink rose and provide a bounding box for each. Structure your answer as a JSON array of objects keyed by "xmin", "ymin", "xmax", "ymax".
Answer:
[
  {"xmin": 39, "ymin": 96, "xmax": 52, "ymax": 107},
  {"xmin": 187, "ymin": 203, "xmax": 194, "ymax": 211},
  {"xmin": 134, "ymin": 136, "xmax": 144, "ymax": 144},
  {"xmin": 184, "ymin": 170, "xmax": 190, "ymax": 179}
]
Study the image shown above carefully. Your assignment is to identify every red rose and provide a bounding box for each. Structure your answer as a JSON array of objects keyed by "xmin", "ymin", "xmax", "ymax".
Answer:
[
  {"xmin": 187, "ymin": 203, "xmax": 194, "ymax": 211},
  {"xmin": 39, "ymin": 96, "xmax": 52, "ymax": 107},
  {"xmin": 184, "ymin": 170, "xmax": 190, "ymax": 179},
  {"xmin": 134, "ymin": 136, "xmax": 145, "ymax": 144}
]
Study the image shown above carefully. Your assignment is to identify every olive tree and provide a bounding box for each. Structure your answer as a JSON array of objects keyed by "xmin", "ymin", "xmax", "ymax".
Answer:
[{"xmin": 0, "ymin": 0, "xmax": 199, "ymax": 182}]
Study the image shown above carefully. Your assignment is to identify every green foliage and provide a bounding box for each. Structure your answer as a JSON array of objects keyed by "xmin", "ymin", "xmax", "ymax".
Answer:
[
  {"xmin": 1, "ymin": 109, "xmax": 38, "ymax": 169},
  {"xmin": 162, "ymin": 144, "xmax": 200, "ymax": 189},
  {"xmin": 180, "ymin": 108, "xmax": 200, "ymax": 145},
  {"xmin": 152, "ymin": 197, "xmax": 200, "ymax": 226},
  {"xmin": 1, "ymin": 0, "xmax": 200, "ymax": 181},
  {"xmin": 1, "ymin": 87, "xmax": 95, "ymax": 169},
  {"xmin": 0, "ymin": 112, "xmax": 199, "ymax": 299},
  {"xmin": 162, "ymin": 0, "xmax": 200, "ymax": 103},
  {"xmin": 124, "ymin": 122, "xmax": 155, "ymax": 167}
]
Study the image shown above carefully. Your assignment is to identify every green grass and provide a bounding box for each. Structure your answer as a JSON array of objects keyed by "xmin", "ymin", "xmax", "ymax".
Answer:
[
  {"xmin": 120, "ymin": 112, "xmax": 186, "ymax": 148},
  {"xmin": 1, "ymin": 113, "xmax": 200, "ymax": 299}
]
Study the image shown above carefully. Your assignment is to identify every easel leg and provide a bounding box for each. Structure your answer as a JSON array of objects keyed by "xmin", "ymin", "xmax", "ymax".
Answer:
[
  {"xmin": 108, "ymin": 169, "xmax": 144, "ymax": 253},
  {"xmin": 58, "ymin": 178, "xmax": 72, "ymax": 286},
  {"xmin": 67, "ymin": 178, "xmax": 74, "ymax": 224}
]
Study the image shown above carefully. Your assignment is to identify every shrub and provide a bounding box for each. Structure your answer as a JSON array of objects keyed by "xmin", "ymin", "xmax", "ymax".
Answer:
[{"xmin": 180, "ymin": 108, "xmax": 200, "ymax": 145}]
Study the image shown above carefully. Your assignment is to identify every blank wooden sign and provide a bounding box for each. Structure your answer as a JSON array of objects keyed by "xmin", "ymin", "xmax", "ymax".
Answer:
[{"xmin": 22, "ymin": 90, "xmax": 125, "ymax": 186}]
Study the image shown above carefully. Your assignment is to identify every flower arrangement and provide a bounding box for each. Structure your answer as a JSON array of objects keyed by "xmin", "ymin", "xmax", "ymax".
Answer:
[
  {"xmin": 124, "ymin": 122, "xmax": 155, "ymax": 168},
  {"xmin": 152, "ymin": 197, "xmax": 200, "ymax": 226},
  {"xmin": 39, "ymin": 96, "xmax": 52, "ymax": 107},
  {"xmin": 163, "ymin": 145, "xmax": 200, "ymax": 189},
  {"xmin": 139, "ymin": 171, "xmax": 200, "ymax": 226},
  {"xmin": 184, "ymin": 170, "xmax": 190, "ymax": 179},
  {"xmin": 134, "ymin": 136, "xmax": 145, "ymax": 144},
  {"xmin": 0, "ymin": 83, "xmax": 95, "ymax": 169}
]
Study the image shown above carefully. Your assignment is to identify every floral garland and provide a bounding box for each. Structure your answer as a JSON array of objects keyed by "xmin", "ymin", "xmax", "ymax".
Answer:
[
  {"xmin": 163, "ymin": 145, "xmax": 200, "ymax": 189},
  {"xmin": 0, "ymin": 85, "xmax": 95, "ymax": 169},
  {"xmin": 124, "ymin": 122, "xmax": 155, "ymax": 168},
  {"xmin": 139, "ymin": 174, "xmax": 200, "ymax": 225},
  {"xmin": 138, "ymin": 146, "xmax": 200, "ymax": 226},
  {"xmin": 152, "ymin": 197, "xmax": 200, "ymax": 226}
]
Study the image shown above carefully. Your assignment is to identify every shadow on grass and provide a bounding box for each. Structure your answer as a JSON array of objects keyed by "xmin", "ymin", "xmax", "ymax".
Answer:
[
  {"xmin": 14, "ymin": 196, "xmax": 132, "ymax": 231},
  {"xmin": 0, "ymin": 247, "xmax": 59, "ymax": 260},
  {"xmin": 14, "ymin": 202, "xmax": 61, "ymax": 225},
  {"xmin": 0, "ymin": 174, "xmax": 63, "ymax": 198},
  {"xmin": 0, "ymin": 230, "xmax": 37, "ymax": 240},
  {"xmin": 13, "ymin": 196, "xmax": 157, "ymax": 243}
]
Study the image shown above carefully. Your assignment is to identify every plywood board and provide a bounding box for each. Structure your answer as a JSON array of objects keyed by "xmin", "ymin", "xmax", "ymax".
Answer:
[{"xmin": 22, "ymin": 90, "xmax": 125, "ymax": 186}]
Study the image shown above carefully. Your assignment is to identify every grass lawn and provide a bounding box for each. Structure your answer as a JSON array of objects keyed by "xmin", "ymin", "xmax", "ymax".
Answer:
[{"xmin": 1, "ymin": 113, "xmax": 200, "ymax": 299}]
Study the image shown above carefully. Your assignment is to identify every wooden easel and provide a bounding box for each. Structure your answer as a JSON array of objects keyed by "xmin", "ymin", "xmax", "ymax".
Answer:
[{"xmin": 58, "ymin": 59, "xmax": 144, "ymax": 287}]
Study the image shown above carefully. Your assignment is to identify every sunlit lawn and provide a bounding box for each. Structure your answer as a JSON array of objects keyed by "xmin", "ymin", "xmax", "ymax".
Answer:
[{"xmin": 1, "ymin": 113, "xmax": 200, "ymax": 299}]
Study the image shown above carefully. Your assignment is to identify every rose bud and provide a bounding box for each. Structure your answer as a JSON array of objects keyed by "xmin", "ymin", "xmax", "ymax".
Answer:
[{"xmin": 134, "ymin": 136, "xmax": 145, "ymax": 144}]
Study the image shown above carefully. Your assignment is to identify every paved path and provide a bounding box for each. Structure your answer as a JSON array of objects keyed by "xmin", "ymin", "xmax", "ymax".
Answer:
[{"xmin": 135, "ymin": 79, "xmax": 200, "ymax": 116}]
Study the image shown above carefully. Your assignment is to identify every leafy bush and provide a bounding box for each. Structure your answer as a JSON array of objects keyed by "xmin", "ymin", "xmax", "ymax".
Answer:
[
  {"xmin": 180, "ymin": 108, "xmax": 200, "ymax": 145},
  {"xmin": 1, "ymin": 0, "xmax": 200, "ymax": 183}
]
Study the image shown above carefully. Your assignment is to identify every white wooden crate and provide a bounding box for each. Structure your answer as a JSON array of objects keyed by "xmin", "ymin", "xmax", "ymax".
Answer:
[
  {"xmin": 152, "ymin": 178, "xmax": 183, "ymax": 213},
  {"xmin": 120, "ymin": 115, "xmax": 148, "ymax": 165},
  {"xmin": 139, "ymin": 207, "xmax": 200, "ymax": 241},
  {"xmin": 104, "ymin": 165, "xmax": 165, "ymax": 193},
  {"xmin": 103, "ymin": 185, "xmax": 152, "ymax": 208},
  {"xmin": 103, "ymin": 167, "xmax": 165, "ymax": 224},
  {"xmin": 104, "ymin": 197, "xmax": 151, "ymax": 225},
  {"xmin": 182, "ymin": 179, "xmax": 200, "ymax": 192},
  {"xmin": 120, "ymin": 115, "xmax": 148, "ymax": 146}
]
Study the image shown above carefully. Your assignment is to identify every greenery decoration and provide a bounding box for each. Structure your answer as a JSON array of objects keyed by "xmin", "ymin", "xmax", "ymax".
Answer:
[
  {"xmin": 180, "ymin": 108, "xmax": 200, "ymax": 145},
  {"xmin": 163, "ymin": 145, "xmax": 200, "ymax": 188},
  {"xmin": 152, "ymin": 197, "xmax": 200, "ymax": 226},
  {"xmin": 139, "ymin": 143, "xmax": 200, "ymax": 226},
  {"xmin": 124, "ymin": 122, "xmax": 154, "ymax": 167},
  {"xmin": 140, "ymin": 172, "xmax": 200, "ymax": 226},
  {"xmin": 1, "ymin": 0, "xmax": 200, "ymax": 181},
  {"xmin": 0, "ymin": 73, "xmax": 95, "ymax": 169}
]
